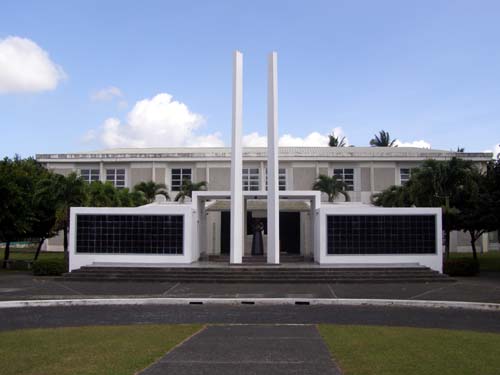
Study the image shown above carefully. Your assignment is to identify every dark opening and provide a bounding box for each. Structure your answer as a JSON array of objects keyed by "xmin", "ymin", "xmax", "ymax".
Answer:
[{"xmin": 220, "ymin": 211, "xmax": 301, "ymax": 255}]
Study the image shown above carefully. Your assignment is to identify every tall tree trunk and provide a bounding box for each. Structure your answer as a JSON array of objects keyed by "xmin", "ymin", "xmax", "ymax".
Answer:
[
  {"xmin": 2, "ymin": 241, "xmax": 11, "ymax": 269},
  {"xmin": 469, "ymin": 231, "xmax": 478, "ymax": 260},
  {"xmin": 34, "ymin": 238, "xmax": 45, "ymax": 261},
  {"xmin": 63, "ymin": 225, "xmax": 69, "ymax": 271},
  {"xmin": 445, "ymin": 229, "xmax": 451, "ymax": 259},
  {"xmin": 63, "ymin": 225, "xmax": 68, "ymax": 253}
]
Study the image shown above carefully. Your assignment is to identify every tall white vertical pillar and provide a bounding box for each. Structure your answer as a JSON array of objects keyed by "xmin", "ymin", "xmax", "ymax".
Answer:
[
  {"xmin": 230, "ymin": 51, "xmax": 244, "ymax": 264},
  {"xmin": 267, "ymin": 52, "xmax": 280, "ymax": 264}
]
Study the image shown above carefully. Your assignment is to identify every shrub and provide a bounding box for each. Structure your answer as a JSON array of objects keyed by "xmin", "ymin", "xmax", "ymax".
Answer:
[
  {"xmin": 443, "ymin": 258, "xmax": 480, "ymax": 276},
  {"xmin": 32, "ymin": 259, "xmax": 67, "ymax": 276}
]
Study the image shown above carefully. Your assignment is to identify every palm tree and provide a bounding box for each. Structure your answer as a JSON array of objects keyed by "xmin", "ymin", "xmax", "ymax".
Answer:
[
  {"xmin": 53, "ymin": 173, "xmax": 87, "ymax": 254},
  {"xmin": 312, "ymin": 174, "xmax": 350, "ymax": 202},
  {"xmin": 369, "ymin": 130, "xmax": 397, "ymax": 147},
  {"xmin": 174, "ymin": 180, "xmax": 207, "ymax": 203},
  {"xmin": 133, "ymin": 181, "xmax": 169, "ymax": 203},
  {"xmin": 328, "ymin": 134, "xmax": 347, "ymax": 147}
]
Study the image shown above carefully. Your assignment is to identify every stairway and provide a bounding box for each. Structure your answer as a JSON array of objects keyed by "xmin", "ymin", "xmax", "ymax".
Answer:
[
  {"xmin": 63, "ymin": 264, "xmax": 453, "ymax": 283},
  {"xmin": 207, "ymin": 254, "xmax": 308, "ymax": 263}
]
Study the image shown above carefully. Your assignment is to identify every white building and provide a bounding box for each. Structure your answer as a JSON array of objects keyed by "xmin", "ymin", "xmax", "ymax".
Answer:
[{"xmin": 35, "ymin": 51, "xmax": 496, "ymax": 273}]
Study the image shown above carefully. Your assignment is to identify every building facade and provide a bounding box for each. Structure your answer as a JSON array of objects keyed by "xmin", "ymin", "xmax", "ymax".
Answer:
[{"xmin": 37, "ymin": 146, "xmax": 497, "ymax": 266}]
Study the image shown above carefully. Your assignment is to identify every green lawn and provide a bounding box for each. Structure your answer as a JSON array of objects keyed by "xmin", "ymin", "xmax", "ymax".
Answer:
[
  {"xmin": 319, "ymin": 324, "xmax": 500, "ymax": 375},
  {"xmin": 450, "ymin": 251, "xmax": 500, "ymax": 272},
  {"xmin": 0, "ymin": 324, "xmax": 203, "ymax": 375},
  {"xmin": 0, "ymin": 246, "xmax": 64, "ymax": 262}
]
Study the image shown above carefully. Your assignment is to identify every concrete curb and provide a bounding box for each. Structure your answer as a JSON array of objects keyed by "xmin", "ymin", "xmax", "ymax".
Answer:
[{"xmin": 0, "ymin": 298, "xmax": 499, "ymax": 311}]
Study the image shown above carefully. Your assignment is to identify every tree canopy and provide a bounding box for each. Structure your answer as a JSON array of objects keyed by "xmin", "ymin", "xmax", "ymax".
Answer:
[
  {"xmin": 373, "ymin": 157, "xmax": 500, "ymax": 259},
  {"xmin": 369, "ymin": 130, "xmax": 397, "ymax": 147},
  {"xmin": 312, "ymin": 174, "xmax": 350, "ymax": 203}
]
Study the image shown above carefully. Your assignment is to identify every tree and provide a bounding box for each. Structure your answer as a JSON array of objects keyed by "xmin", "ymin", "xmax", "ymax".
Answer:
[
  {"xmin": 0, "ymin": 157, "xmax": 36, "ymax": 267},
  {"xmin": 370, "ymin": 130, "xmax": 397, "ymax": 147},
  {"xmin": 457, "ymin": 160, "xmax": 500, "ymax": 259},
  {"xmin": 133, "ymin": 181, "xmax": 169, "ymax": 203},
  {"xmin": 456, "ymin": 146, "xmax": 465, "ymax": 152},
  {"xmin": 31, "ymin": 172, "xmax": 63, "ymax": 260},
  {"xmin": 52, "ymin": 173, "xmax": 87, "ymax": 255},
  {"xmin": 174, "ymin": 180, "xmax": 207, "ymax": 203},
  {"xmin": 373, "ymin": 157, "xmax": 480, "ymax": 259},
  {"xmin": 84, "ymin": 181, "xmax": 120, "ymax": 207},
  {"xmin": 328, "ymin": 134, "xmax": 347, "ymax": 147},
  {"xmin": 456, "ymin": 168, "xmax": 499, "ymax": 259},
  {"xmin": 372, "ymin": 185, "xmax": 412, "ymax": 207},
  {"xmin": 312, "ymin": 174, "xmax": 350, "ymax": 203}
]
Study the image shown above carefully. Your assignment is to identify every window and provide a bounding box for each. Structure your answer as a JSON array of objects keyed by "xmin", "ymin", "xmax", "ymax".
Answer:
[
  {"xmin": 243, "ymin": 168, "xmax": 260, "ymax": 191},
  {"xmin": 333, "ymin": 168, "xmax": 354, "ymax": 191},
  {"xmin": 106, "ymin": 168, "xmax": 126, "ymax": 188},
  {"xmin": 265, "ymin": 168, "xmax": 287, "ymax": 191},
  {"xmin": 171, "ymin": 168, "xmax": 191, "ymax": 191},
  {"xmin": 400, "ymin": 168, "xmax": 414, "ymax": 185},
  {"xmin": 80, "ymin": 169, "xmax": 100, "ymax": 183}
]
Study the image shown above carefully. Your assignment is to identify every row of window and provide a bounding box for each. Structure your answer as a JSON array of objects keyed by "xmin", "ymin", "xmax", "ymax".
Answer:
[{"xmin": 79, "ymin": 167, "xmax": 415, "ymax": 190}]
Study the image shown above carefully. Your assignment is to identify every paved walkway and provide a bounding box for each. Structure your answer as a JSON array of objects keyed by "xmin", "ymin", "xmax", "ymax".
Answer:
[
  {"xmin": 139, "ymin": 325, "xmax": 341, "ymax": 375},
  {"xmin": 1, "ymin": 304, "xmax": 499, "ymax": 332},
  {"xmin": 1, "ymin": 271, "xmax": 500, "ymax": 303}
]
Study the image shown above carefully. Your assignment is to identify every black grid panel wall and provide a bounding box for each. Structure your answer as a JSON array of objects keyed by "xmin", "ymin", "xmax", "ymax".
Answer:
[
  {"xmin": 76, "ymin": 215, "xmax": 184, "ymax": 254},
  {"xmin": 327, "ymin": 215, "xmax": 436, "ymax": 255}
]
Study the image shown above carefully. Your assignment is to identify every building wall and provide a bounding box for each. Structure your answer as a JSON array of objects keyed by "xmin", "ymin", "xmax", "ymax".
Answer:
[
  {"xmin": 130, "ymin": 167, "xmax": 153, "ymax": 187},
  {"xmin": 209, "ymin": 167, "xmax": 231, "ymax": 190},
  {"xmin": 374, "ymin": 167, "xmax": 396, "ymax": 191},
  {"xmin": 293, "ymin": 167, "xmax": 316, "ymax": 190}
]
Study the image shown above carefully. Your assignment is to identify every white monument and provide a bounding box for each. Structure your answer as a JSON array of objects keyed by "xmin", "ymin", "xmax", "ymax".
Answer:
[
  {"xmin": 267, "ymin": 52, "xmax": 280, "ymax": 264},
  {"xmin": 230, "ymin": 51, "xmax": 244, "ymax": 264}
]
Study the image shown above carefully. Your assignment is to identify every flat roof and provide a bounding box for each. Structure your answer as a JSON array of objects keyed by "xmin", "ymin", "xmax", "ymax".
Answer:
[{"xmin": 36, "ymin": 146, "xmax": 492, "ymax": 162}]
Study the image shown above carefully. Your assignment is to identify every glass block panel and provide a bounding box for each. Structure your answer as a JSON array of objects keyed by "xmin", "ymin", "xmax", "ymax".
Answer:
[
  {"xmin": 327, "ymin": 215, "xmax": 436, "ymax": 255},
  {"xmin": 76, "ymin": 214, "xmax": 184, "ymax": 254}
]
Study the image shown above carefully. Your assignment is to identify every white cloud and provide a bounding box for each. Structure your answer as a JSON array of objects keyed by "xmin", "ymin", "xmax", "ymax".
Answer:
[
  {"xmin": 91, "ymin": 86, "xmax": 123, "ymax": 101},
  {"xmin": 242, "ymin": 127, "xmax": 349, "ymax": 147},
  {"xmin": 91, "ymin": 93, "xmax": 223, "ymax": 148},
  {"xmin": 242, "ymin": 132, "xmax": 268, "ymax": 147},
  {"xmin": 394, "ymin": 139, "xmax": 431, "ymax": 148},
  {"xmin": 485, "ymin": 144, "xmax": 500, "ymax": 158},
  {"xmin": 0, "ymin": 36, "xmax": 65, "ymax": 93}
]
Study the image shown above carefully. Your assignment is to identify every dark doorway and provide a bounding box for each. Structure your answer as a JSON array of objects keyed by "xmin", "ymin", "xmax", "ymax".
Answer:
[
  {"xmin": 279, "ymin": 212, "xmax": 301, "ymax": 254},
  {"xmin": 220, "ymin": 211, "xmax": 230, "ymax": 254},
  {"xmin": 221, "ymin": 211, "xmax": 252, "ymax": 254},
  {"xmin": 220, "ymin": 211, "xmax": 301, "ymax": 255}
]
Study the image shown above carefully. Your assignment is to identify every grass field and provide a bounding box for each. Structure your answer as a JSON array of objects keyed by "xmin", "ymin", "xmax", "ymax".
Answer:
[
  {"xmin": 450, "ymin": 251, "xmax": 500, "ymax": 272},
  {"xmin": 0, "ymin": 324, "xmax": 203, "ymax": 375},
  {"xmin": 0, "ymin": 246, "xmax": 64, "ymax": 262},
  {"xmin": 319, "ymin": 324, "xmax": 500, "ymax": 375}
]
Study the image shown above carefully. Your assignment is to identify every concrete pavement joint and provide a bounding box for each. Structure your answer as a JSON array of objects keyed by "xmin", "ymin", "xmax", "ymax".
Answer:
[
  {"xmin": 0, "ymin": 297, "xmax": 499, "ymax": 311},
  {"xmin": 327, "ymin": 284, "xmax": 338, "ymax": 298},
  {"xmin": 162, "ymin": 282, "xmax": 180, "ymax": 296}
]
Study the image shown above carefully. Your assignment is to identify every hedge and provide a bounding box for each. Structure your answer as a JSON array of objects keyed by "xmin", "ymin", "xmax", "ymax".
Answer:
[
  {"xmin": 32, "ymin": 259, "xmax": 67, "ymax": 276},
  {"xmin": 443, "ymin": 258, "xmax": 480, "ymax": 276}
]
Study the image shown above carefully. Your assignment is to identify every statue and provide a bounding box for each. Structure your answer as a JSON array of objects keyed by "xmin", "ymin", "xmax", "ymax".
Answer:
[{"xmin": 251, "ymin": 219, "xmax": 264, "ymax": 256}]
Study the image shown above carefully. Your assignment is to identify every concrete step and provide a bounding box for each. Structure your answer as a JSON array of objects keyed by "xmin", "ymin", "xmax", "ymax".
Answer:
[
  {"xmin": 63, "ymin": 267, "xmax": 453, "ymax": 283},
  {"xmin": 60, "ymin": 276, "xmax": 454, "ymax": 284}
]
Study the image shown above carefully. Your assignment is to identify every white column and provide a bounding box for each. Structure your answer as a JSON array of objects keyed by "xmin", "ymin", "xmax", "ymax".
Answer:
[
  {"xmin": 230, "ymin": 51, "xmax": 244, "ymax": 264},
  {"xmin": 267, "ymin": 52, "xmax": 280, "ymax": 264}
]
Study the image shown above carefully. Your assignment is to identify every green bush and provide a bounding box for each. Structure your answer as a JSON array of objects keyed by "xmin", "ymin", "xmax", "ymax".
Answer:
[
  {"xmin": 443, "ymin": 258, "xmax": 480, "ymax": 276},
  {"xmin": 32, "ymin": 259, "xmax": 67, "ymax": 276}
]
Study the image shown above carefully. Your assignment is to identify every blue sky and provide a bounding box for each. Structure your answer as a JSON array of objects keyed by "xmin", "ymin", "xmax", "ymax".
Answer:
[{"xmin": 1, "ymin": 0, "xmax": 499, "ymax": 157}]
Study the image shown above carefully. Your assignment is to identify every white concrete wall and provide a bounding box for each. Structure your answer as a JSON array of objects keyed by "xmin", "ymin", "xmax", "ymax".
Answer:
[
  {"xmin": 69, "ymin": 204, "xmax": 195, "ymax": 271},
  {"xmin": 318, "ymin": 205, "xmax": 443, "ymax": 272}
]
